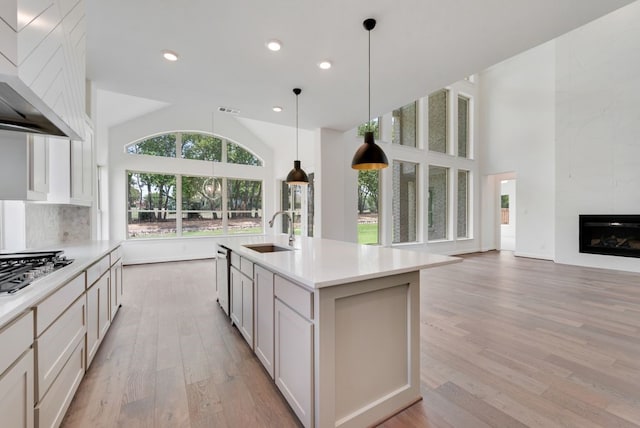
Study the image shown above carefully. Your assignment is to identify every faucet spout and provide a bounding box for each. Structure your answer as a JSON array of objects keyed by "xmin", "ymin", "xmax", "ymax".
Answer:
[{"xmin": 269, "ymin": 210, "xmax": 295, "ymax": 246}]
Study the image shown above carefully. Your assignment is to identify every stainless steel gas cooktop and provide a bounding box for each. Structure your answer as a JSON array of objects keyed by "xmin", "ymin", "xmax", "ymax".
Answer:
[{"xmin": 0, "ymin": 251, "xmax": 74, "ymax": 295}]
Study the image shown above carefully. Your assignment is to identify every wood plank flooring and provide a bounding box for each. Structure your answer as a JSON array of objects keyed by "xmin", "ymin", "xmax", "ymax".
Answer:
[{"xmin": 62, "ymin": 252, "xmax": 640, "ymax": 428}]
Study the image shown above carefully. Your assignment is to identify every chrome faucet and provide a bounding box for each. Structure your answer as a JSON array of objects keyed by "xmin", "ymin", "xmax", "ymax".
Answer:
[{"xmin": 269, "ymin": 210, "xmax": 295, "ymax": 246}]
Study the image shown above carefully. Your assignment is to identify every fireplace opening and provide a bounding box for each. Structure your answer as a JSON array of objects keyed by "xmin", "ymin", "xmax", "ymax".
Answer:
[{"xmin": 579, "ymin": 215, "xmax": 640, "ymax": 258}]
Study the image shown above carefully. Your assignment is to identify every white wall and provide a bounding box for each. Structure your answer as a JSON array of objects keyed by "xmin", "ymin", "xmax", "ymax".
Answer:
[
  {"xmin": 554, "ymin": 2, "xmax": 640, "ymax": 272},
  {"xmin": 479, "ymin": 42, "xmax": 556, "ymax": 260}
]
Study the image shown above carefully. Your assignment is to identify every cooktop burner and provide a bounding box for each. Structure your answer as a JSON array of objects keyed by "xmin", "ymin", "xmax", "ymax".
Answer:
[{"xmin": 0, "ymin": 251, "xmax": 74, "ymax": 295}]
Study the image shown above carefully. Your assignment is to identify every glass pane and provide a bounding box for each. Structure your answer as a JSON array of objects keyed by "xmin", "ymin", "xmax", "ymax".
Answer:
[
  {"xmin": 357, "ymin": 117, "xmax": 380, "ymax": 140},
  {"xmin": 291, "ymin": 185, "xmax": 303, "ymax": 235},
  {"xmin": 182, "ymin": 133, "xmax": 222, "ymax": 161},
  {"xmin": 307, "ymin": 173, "xmax": 315, "ymax": 237},
  {"xmin": 281, "ymin": 181, "xmax": 291, "ymax": 233},
  {"xmin": 227, "ymin": 142, "xmax": 263, "ymax": 166},
  {"xmin": 127, "ymin": 172, "xmax": 177, "ymax": 238},
  {"xmin": 227, "ymin": 179, "xmax": 263, "ymax": 234},
  {"xmin": 127, "ymin": 134, "xmax": 176, "ymax": 157},
  {"xmin": 458, "ymin": 96, "xmax": 469, "ymax": 158},
  {"xmin": 457, "ymin": 170, "xmax": 469, "ymax": 238},
  {"xmin": 428, "ymin": 166, "xmax": 448, "ymax": 241},
  {"xmin": 428, "ymin": 90, "xmax": 448, "ymax": 153},
  {"xmin": 358, "ymin": 170, "xmax": 379, "ymax": 244},
  {"xmin": 181, "ymin": 175, "xmax": 223, "ymax": 236},
  {"xmin": 392, "ymin": 102, "xmax": 417, "ymax": 147},
  {"xmin": 392, "ymin": 161, "xmax": 418, "ymax": 243}
]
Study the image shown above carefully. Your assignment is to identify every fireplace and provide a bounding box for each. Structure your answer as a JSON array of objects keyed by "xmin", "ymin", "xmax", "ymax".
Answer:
[{"xmin": 579, "ymin": 215, "xmax": 640, "ymax": 258}]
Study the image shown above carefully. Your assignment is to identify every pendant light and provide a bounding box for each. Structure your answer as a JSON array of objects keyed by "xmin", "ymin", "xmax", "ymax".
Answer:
[
  {"xmin": 352, "ymin": 18, "xmax": 389, "ymax": 170},
  {"xmin": 286, "ymin": 88, "xmax": 309, "ymax": 185}
]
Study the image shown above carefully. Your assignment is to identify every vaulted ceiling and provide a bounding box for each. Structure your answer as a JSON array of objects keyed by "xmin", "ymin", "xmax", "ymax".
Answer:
[{"xmin": 87, "ymin": 0, "xmax": 634, "ymax": 131}]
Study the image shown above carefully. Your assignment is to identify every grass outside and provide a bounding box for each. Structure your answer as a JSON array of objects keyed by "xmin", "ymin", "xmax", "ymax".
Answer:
[{"xmin": 358, "ymin": 223, "xmax": 379, "ymax": 245}]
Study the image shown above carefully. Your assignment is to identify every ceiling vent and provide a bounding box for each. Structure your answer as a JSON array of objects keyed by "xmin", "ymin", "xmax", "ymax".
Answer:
[{"xmin": 218, "ymin": 106, "xmax": 240, "ymax": 115}]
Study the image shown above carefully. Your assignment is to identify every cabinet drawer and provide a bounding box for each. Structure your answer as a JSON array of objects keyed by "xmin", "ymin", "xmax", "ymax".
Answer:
[
  {"xmin": 36, "ymin": 273, "xmax": 85, "ymax": 336},
  {"xmin": 275, "ymin": 275, "xmax": 313, "ymax": 320},
  {"xmin": 110, "ymin": 246, "xmax": 122, "ymax": 266},
  {"xmin": 36, "ymin": 295, "xmax": 86, "ymax": 401},
  {"xmin": 35, "ymin": 337, "xmax": 85, "ymax": 428},
  {"xmin": 0, "ymin": 311, "xmax": 33, "ymax": 377},
  {"xmin": 86, "ymin": 254, "xmax": 110, "ymax": 287},
  {"xmin": 230, "ymin": 252, "xmax": 240, "ymax": 269},
  {"xmin": 240, "ymin": 257, "xmax": 254, "ymax": 279}
]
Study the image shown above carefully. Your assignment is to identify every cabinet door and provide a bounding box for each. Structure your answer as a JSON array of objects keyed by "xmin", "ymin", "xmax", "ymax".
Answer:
[
  {"xmin": 230, "ymin": 266, "xmax": 242, "ymax": 327},
  {"xmin": 240, "ymin": 274, "xmax": 253, "ymax": 348},
  {"xmin": 275, "ymin": 299, "xmax": 313, "ymax": 428},
  {"xmin": 70, "ymin": 134, "xmax": 92, "ymax": 205},
  {"xmin": 0, "ymin": 349, "xmax": 34, "ymax": 428},
  {"xmin": 27, "ymin": 134, "xmax": 49, "ymax": 199},
  {"xmin": 86, "ymin": 273, "xmax": 109, "ymax": 367},
  {"xmin": 254, "ymin": 265, "xmax": 274, "ymax": 378},
  {"xmin": 109, "ymin": 260, "xmax": 122, "ymax": 320}
]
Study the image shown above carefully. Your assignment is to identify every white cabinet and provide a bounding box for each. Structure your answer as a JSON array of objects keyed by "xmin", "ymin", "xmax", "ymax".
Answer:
[
  {"xmin": 70, "ymin": 122, "xmax": 93, "ymax": 205},
  {"xmin": 34, "ymin": 272, "xmax": 86, "ymax": 428},
  {"xmin": 274, "ymin": 275, "xmax": 314, "ymax": 428},
  {"xmin": 86, "ymin": 272, "xmax": 110, "ymax": 367},
  {"xmin": 230, "ymin": 263, "xmax": 254, "ymax": 348},
  {"xmin": 274, "ymin": 298, "xmax": 314, "ymax": 428},
  {"xmin": 0, "ymin": 349, "xmax": 34, "ymax": 428},
  {"xmin": 0, "ymin": 131, "xmax": 49, "ymax": 200},
  {"xmin": 110, "ymin": 254, "xmax": 123, "ymax": 320},
  {"xmin": 0, "ymin": 310, "xmax": 34, "ymax": 428},
  {"xmin": 254, "ymin": 265, "xmax": 274, "ymax": 378}
]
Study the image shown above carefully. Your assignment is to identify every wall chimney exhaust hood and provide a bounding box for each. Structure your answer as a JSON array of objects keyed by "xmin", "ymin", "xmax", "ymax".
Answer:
[{"xmin": 0, "ymin": 80, "xmax": 75, "ymax": 138}]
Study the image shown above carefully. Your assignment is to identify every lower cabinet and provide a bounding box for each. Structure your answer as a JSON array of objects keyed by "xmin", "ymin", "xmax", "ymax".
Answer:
[
  {"xmin": 109, "ymin": 258, "xmax": 123, "ymax": 320},
  {"xmin": 0, "ymin": 349, "xmax": 34, "ymax": 428},
  {"xmin": 254, "ymin": 265, "xmax": 275, "ymax": 378},
  {"xmin": 230, "ymin": 265, "xmax": 254, "ymax": 347},
  {"xmin": 274, "ymin": 298, "xmax": 314, "ymax": 428},
  {"xmin": 86, "ymin": 272, "xmax": 110, "ymax": 367},
  {"xmin": 0, "ymin": 310, "xmax": 34, "ymax": 428}
]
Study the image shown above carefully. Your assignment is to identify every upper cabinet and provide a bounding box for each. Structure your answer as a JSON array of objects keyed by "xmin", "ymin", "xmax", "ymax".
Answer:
[
  {"xmin": 69, "ymin": 120, "xmax": 92, "ymax": 205},
  {"xmin": 0, "ymin": 131, "xmax": 49, "ymax": 201},
  {"xmin": 0, "ymin": 0, "xmax": 86, "ymax": 139}
]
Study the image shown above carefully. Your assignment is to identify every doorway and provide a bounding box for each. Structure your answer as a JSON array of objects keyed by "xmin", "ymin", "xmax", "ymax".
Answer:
[{"xmin": 500, "ymin": 179, "xmax": 516, "ymax": 251}]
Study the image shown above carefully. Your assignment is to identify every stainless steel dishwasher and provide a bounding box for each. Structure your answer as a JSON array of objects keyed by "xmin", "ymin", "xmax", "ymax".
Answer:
[{"xmin": 215, "ymin": 245, "xmax": 230, "ymax": 316}]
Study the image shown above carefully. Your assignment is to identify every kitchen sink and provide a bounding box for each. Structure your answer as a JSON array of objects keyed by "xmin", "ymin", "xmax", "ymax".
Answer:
[{"xmin": 243, "ymin": 243, "xmax": 294, "ymax": 253}]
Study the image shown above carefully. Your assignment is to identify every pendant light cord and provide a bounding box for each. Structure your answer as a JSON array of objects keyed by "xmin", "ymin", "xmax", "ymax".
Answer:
[
  {"xmin": 368, "ymin": 26, "xmax": 371, "ymax": 128},
  {"xmin": 296, "ymin": 91, "xmax": 299, "ymax": 159}
]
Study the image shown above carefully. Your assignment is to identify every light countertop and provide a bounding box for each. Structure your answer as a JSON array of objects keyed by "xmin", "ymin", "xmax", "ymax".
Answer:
[
  {"xmin": 218, "ymin": 235, "xmax": 461, "ymax": 289},
  {"xmin": 0, "ymin": 240, "xmax": 121, "ymax": 327}
]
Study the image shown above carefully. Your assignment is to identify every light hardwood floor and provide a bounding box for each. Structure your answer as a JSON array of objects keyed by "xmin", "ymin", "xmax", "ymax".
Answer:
[{"xmin": 62, "ymin": 252, "xmax": 640, "ymax": 428}]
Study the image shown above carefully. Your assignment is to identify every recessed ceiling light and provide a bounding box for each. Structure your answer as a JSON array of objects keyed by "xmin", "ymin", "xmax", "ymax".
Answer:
[
  {"xmin": 162, "ymin": 50, "xmax": 179, "ymax": 61},
  {"xmin": 318, "ymin": 60, "xmax": 332, "ymax": 70},
  {"xmin": 266, "ymin": 40, "xmax": 282, "ymax": 51},
  {"xmin": 272, "ymin": 106, "xmax": 283, "ymax": 112}
]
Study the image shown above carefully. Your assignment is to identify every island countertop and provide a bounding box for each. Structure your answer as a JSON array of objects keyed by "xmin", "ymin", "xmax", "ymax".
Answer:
[{"xmin": 217, "ymin": 235, "xmax": 461, "ymax": 289}]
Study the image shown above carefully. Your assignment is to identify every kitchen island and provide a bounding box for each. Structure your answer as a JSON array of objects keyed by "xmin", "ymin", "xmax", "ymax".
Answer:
[{"xmin": 217, "ymin": 235, "xmax": 460, "ymax": 428}]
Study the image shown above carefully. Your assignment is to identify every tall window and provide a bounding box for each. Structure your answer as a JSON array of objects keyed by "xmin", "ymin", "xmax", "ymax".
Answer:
[
  {"xmin": 182, "ymin": 175, "xmax": 222, "ymax": 236},
  {"xmin": 428, "ymin": 166, "xmax": 448, "ymax": 241},
  {"xmin": 227, "ymin": 179, "xmax": 262, "ymax": 234},
  {"xmin": 358, "ymin": 170, "xmax": 380, "ymax": 244},
  {"xmin": 457, "ymin": 170, "xmax": 469, "ymax": 238},
  {"xmin": 392, "ymin": 161, "xmax": 418, "ymax": 243},
  {"xmin": 127, "ymin": 172, "xmax": 177, "ymax": 238},
  {"xmin": 392, "ymin": 102, "xmax": 417, "ymax": 147},
  {"xmin": 428, "ymin": 90, "xmax": 448, "ymax": 153},
  {"xmin": 458, "ymin": 96, "xmax": 470, "ymax": 158},
  {"xmin": 307, "ymin": 173, "xmax": 315, "ymax": 237},
  {"xmin": 357, "ymin": 117, "xmax": 381, "ymax": 140}
]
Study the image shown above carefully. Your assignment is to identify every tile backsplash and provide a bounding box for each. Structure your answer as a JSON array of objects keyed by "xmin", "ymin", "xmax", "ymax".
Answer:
[{"xmin": 25, "ymin": 203, "xmax": 90, "ymax": 248}]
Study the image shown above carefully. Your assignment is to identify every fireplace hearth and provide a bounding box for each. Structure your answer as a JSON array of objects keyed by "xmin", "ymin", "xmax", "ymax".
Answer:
[{"xmin": 579, "ymin": 215, "xmax": 640, "ymax": 258}]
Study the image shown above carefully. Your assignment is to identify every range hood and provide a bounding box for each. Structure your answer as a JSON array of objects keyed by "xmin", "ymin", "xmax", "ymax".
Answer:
[{"xmin": 0, "ymin": 81, "xmax": 72, "ymax": 137}]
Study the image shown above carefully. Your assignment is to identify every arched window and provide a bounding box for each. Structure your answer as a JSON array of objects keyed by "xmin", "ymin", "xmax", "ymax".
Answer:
[
  {"xmin": 125, "ymin": 131, "xmax": 264, "ymax": 239},
  {"xmin": 127, "ymin": 131, "xmax": 262, "ymax": 166}
]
